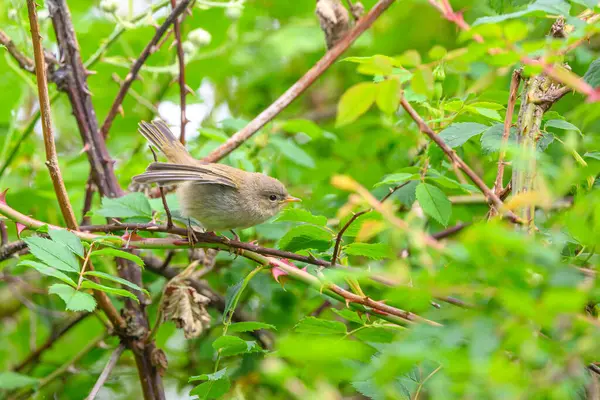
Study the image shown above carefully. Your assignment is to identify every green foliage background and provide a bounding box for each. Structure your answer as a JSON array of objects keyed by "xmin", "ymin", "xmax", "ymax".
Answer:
[{"xmin": 0, "ymin": 0, "xmax": 600, "ymax": 399}]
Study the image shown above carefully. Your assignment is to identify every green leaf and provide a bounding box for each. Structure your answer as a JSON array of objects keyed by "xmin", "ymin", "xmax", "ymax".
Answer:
[
  {"xmin": 91, "ymin": 248, "xmax": 144, "ymax": 267},
  {"xmin": 480, "ymin": 124, "xmax": 517, "ymax": 154},
  {"xmin": 331, "ymin": 308, "xmax": 366, "ymax": 324},
  {"xmin": 374, "ymin": 173, "xmax": 419, "ymax": 187},
  {"xmin": 48, "ymin": 229, "xmax": 84, "ymax": 258},
  {"xmin": 18, "ymin": 260, "xmax": 77, "ymax": 287},
  {"xmin": 584, "ymin": 152, "xmax": 600, "ymax": 161},
  {"xmin": 0, "ymin": 371, "xmax": 39, "ymax": 390},
  {"xmin": 473, "ymin": 0, "xmax": 570, "ymax": 26},
  {"xmin": 84, "ymin": 271, "xmax": 149, "ymax": 295},
  {"xmin": 344, "ymin": 243, "xmax": 392, "ymax": 260},
  {"xmin": 375, "ymin": 79, "xmax": 400, "ymax": 114},
  {"xmin": 294, "ymin": 316, "xmax": 347, "ymax": 335},
  {"xmin": 270, "ymin": 136, "xmax": 315, "ymax": 168},
  {"xmin": 189, "ymin": 368, "xmax": 228, "ymax": 383},
  {"xmin": 472, "ymin": 107, "xmax": 502, "ymax": 121},
  {"xmin": 416, "ymin": 183, "xmax": 452, "ymax": 226},
  {"xmin": 80, "ymin": 280, "xmax": 140, "ymax": 303},
  {"xmin": 190, "ymin": 377, "xmax": 231, "ymax": 399},
  {"xmin": 48, "ymin": 284, "xmax": 97, "ymax": 312},
  {"xmin": 336, "ymin": 82, "xmax": 378, "ymax": 126},
  {"xmin": 212, "ymin": 335, "xmax": 262, "ymax": 357},
  {"xmin": 353, "ymin": 326, "xmax": 397, "ymax": 343},
  {"xmin": 227, "ymin": 321, "xmax": 277, "ymax": 333},
  {"xmin": 394, "ymin": 50, "xmax": 421, "ymax": 67},
  {"xmin": 410, "ymin": 67, "xmax": 434, "ymax": 96},
  {"xmin": 280, "ymin": 119, "xmax": 322, "ymax": 138},
  {"xmin": 583, "ymin": 58, "xmax": 600, "ymax": 88},
  {"xmin": 439, "ymin": 123, "xmax": 489, "ymax": 148},
  {"xmin": 545, "ymin": 119, "xmax": 581, "ymax": 135},
  {"xmin": 199, "ymin": 127, "xmax": 229, "ymax": 143},
  {"xmin": 274, "ymin": 208, "xmax": 327, "ymax": 226},
  {"xmin": 23, "ymin": 236, "xmax": 80, "ymax": 272},
  {"xmin": 278, "ymin": 225, "xmax": 332, "ymax": 252},
  {"xmin": 223, "ymin": 280, "xmax": 243, "ymax": 319},
  {"xmin": 96, "ymin": 192, "xmax": 152, "ymax": 218}
]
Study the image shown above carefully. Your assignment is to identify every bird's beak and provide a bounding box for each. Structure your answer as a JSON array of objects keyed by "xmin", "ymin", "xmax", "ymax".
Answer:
[{"xmin": 282, "ymin": 196, "xmax": 302, "ymax": 203}]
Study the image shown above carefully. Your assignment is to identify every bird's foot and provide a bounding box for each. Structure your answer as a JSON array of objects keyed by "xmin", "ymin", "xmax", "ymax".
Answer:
[{"xmin": 186, "ymin": 219, "xmax": 198, "ymax": 246}]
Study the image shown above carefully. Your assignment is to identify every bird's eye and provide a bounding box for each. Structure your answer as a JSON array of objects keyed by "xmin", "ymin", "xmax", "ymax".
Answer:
[{"xmin": 269, "ymin": 195, "xmax": 278, "ymax": 201}]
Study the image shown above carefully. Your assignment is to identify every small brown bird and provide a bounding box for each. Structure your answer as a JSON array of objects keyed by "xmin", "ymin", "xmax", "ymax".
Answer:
[{"xmin": 133, "ymin": 120, "xmax": 300, "ymax": 233}]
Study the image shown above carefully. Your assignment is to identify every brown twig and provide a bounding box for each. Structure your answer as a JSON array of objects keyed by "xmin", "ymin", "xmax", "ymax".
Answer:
[
  {"xmin": 81, "ymin": 176, "xmax": 95, "ymax": 225},
  {"xmin": 169, "ymin": 0, "xmax": 190, "ymax": 145},
  {"xmin": 399, "ymin": 98, "xmax": 521, "ymax": 224},
  {"xmin": 87, "ymin": 344, "xmax": 126, "ymax": 400},
  {"xmin": 431, "ymin": 222, "xmax": 469, "ymax": 240},
  {"xmin": 203, "ymin": 0, "xmax": 397, "ymax": 163},
  {"xmin": 100, "ymin": 0, "xmax": 192, "ymax": 138},
  {"xmin": 0, "ymin": 221, "xmax": 7, "ymax": 246},
  {"xmin": 493, "ymin": 69, "xmax": 521, "ymax": 197},
  {"xmin": 27, "ymin": 0, "xmax": 78, "ymax": 230},
  {"xmin": 0, "ymin": 30, "xmax": 35, "ymax": 73}
]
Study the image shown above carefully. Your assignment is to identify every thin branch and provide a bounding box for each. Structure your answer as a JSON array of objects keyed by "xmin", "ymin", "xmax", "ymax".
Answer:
[
  {"xmin": 493, "ymin": 68, "xmax": 521, "ymax": 196},
  {"xmin": 431, "ymin": 222, "xmax": 469, "ymax": 240},
  {"xmin": 0, "ymin": 30, "xmax": 35, "ymax": 73},
  {"xmin": 99, "ymin": 0, "xmax": 192, "ymax": 138},
  {"xmin": 149, "ymin": 147, "xmax": 173, "ymax": 228},
  {"xmin": 0, "ymin": 221, "xmax": 7, "ymax": 246},
  {"xmin": 27, "ymin": 0, "xmax": 78, "ymax": 230},
  {"xmin": 202, "ymin": 0, "xmax": 397, "ymax": 162},
  {"xmin": 12, "ymin": 313, "xmax": 89, "ymax": 372},
  {"xmin": 169, "ymin": 0, "xmax": 190, "ymax": 145},
  {"xmin": 87, "ymin": 344, "xmax": 126, "ymax": 400},
  {"xmin": 81, "ymin": 176, "xmax": 95, "ymax": 225},
  {"xmin": 399, "ymin": 98, "xmax": 521, "ymax": 224}
]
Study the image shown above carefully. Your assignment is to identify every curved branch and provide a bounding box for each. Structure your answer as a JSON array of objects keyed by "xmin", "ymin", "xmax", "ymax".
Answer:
[{"xmin": 202, "ymin": 0, "xmax": 397, "ymax": 162}]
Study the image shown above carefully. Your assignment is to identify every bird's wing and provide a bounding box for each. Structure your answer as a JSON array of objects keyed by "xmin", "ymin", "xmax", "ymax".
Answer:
[{"xmin": 132, "ymin": 162, "xmax": 238, "ymax": 188}]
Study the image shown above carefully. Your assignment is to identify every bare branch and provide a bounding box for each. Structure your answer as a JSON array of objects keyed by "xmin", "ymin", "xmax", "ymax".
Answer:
[
  {"xmin": 0, "ymin": 30, "xmax": 35, "ymax": 73},
  {"xmin": 87, "ymin": 344, "xmax": 126, "ymax": 400},
  {"xmin": 100, "ymin": 0, "xmax": 192, "ymax": 138},
  {"xmin": 169, "ymin": 0, "xmax": 190, "ymax": 144},
  {"xmin": 203, "ymin": 0, "xmax": 397, "ymax": 163},
  {"xmin": 493, "ymin": 68, "xmax": 522, "ymax": 197},
  {"xmin": 27, "ymin": 0, "xmax": 78, "ymax": 230}
]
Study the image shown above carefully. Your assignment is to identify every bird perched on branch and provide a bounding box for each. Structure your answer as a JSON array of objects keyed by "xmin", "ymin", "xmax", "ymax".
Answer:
[{"xmin": 133, "ymin": 120, "xmax": 300, "ymax": 236}]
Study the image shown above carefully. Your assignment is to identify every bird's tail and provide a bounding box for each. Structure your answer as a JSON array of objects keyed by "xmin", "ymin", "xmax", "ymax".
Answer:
[{"xmin": 138, "ymin": 120, "xmax": 195, "ymax": 165}]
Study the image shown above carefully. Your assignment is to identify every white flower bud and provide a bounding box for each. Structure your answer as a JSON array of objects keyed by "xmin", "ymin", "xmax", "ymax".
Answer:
[
  {"xmin": 188, "ymin": 28, "xmax": 212, "ymax": 47},
  {"xmin": 99, "ymin": 0, "xmax": 119, "ymax": 13},
  {"xmin": 182, "ymin": 41, "xmax": 197, "ymax": 58},
  {"xmin": 225, "ymin": 5, "xmax": 242, "ymax": 20}
]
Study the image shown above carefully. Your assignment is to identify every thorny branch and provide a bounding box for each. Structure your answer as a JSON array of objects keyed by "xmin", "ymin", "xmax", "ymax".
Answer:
[
  {"xmin": 100, "ymin": 0, "xmax": 192, "ymax": 138},
  {"xmin": 203, "ymin": 0, "xmax": 397, "ymax": 162},
  {"xmin": 169, "ymin": 0, "xmax": 191, "ymax": 145},
  {"xmin": 87, "ymin": 344, "xmax": 126, "ymax": 400}
]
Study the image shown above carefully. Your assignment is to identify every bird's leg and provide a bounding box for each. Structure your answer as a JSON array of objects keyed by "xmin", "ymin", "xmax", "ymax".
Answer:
[
  {"xmin": 222, "ymin": 230, "xmax": 243, "ymax": 259},
  {"xmin": 186, "ymin": 217, "xmax": 198, "ymax": 246}
]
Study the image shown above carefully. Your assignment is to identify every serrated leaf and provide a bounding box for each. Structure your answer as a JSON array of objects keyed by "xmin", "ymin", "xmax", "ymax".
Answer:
[
  {"xmin": 336, "ymin": 82, "xmax": 377, "ymax": 126},
  {"xmin": 274, "ymin": 208, "xmax": 327, "ymax": 226},
  {"xmin": 48, "ymin": 229, "xmax": 84, "ymax": 258},
  {"xmin": 395, "ymin": 180, "xmax": 419, "ymax": 206},
  {"xmin": 473, "ymin": 107, "xmax": 502, "ymax": 121},
  {"xmin": 212, "ymin": 335, "xmax": 261, "ymax": 357},
  {"xmin": 375, "ymin": 79, "xmax": 400, "ymax": 114},
  {"xmin": 583, "ymin": 58, "xmax": 600, "ymax": 88},
  {"xmin": 48, "ymin": 284, "xmax": 97, "ymax": 312},
  {"xmin": 280, "ymin": 119, "xmax": 322, "ymax": 138},
  {"xmin": 439, "ymin": 123, "xmax": 489, "ymax": 148},
  {"xmin": 344, "ymin": 243, "xmax": 391, "ymax": 260},
  {"xmin": 278, "ymin": 225, "xmax": 332, "ymax": 252},
  {"xmin": 270, "ymin": 136, "xmax": 315, "ymax": 168},
  {"xmin": 227, "ymin": 321, "xmax": 277, "ymax": 333},
  {"xmin": 294, "ymin": 316, "xmax": 347, "ymax": 335},
  {"xmin": 410, "ymin": 67, "xmax": 434, "ymax": 96},
  {"xmin": 426, "ymin": 175, "xmax": 470, "ymax": 193},
  {"xmin": 0, "ymin": 372, "xmax": 39, "ymax": 390},
  {"xmin": 374, "ymin": 173, "xmax": 419, "ymax": 187},
  {"xmin": 353, "ymin": 326, "xmax": 397, "ymax": 343},
  {"xmin": 199, "ymin": 127, "xmax": 229, "ymax": 143},
  {"xmin": 18, "ymin": 260, "xmax": 76, "ymax": 287},
  {"xmin": 473, "ymin": 0, "xmax": 570, "ymax": 26},
  {"xmin": 96, "ymin": 192, "xmax": 152, "ymax": 218},
  {"xmin": 80, "ymin": 280, "xmax": 140, "ymax": 302},
  {"xmin": 416, "ymin": 183, "xmax": 452, "ymax": 226},
  {"xmin": 545, "ymin": 119, "xmax": 581, "ymax": 134},
  {"xmin": 91, "ymin": 248, "xmax": 144, "ymax": 267},
  {"xmin": 190, "ymin": 377, "xmax": 231, "ymax": 399},
  {"xmin": 23, "ymin": 236, "xmax": 80, "ymax": 272},
  {"xmin": 331, "ymin": 308, "xmax": 366, "ymax": 324},
  {"xmin": 84, "ymin": 271, "xmax": 149, "ymax": 295}
]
